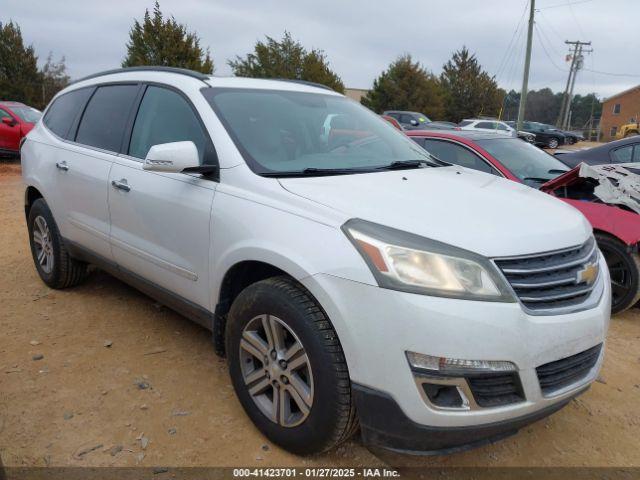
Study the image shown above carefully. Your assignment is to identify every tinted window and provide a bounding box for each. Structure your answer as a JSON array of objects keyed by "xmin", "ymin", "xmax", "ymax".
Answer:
[
  {"xmin": 129, "ymin": 86, "xmax": 208, "ymax": 162},
  {"xmin": 459, "ymin": 120, "xmax": 472, "ymax": 127},
  {"xmin": 43, "ymin": 88, "xmax": 93, "ymax": 139},
  {"xmin": 612, "ymin": 145, "xmax": 633, "ymax": 163},
  {"xmin": 475, "ymin": 122, "xmax": 495, "ymax": 129},
  {"xmin": 76, "ymin": 85, "xmax": 139, "ymax": 152},
  {"xmin": 422, "ymin": 139, "xmax": 495, "ymax": 174},
  {"xmin": 0, "ymin": 109, "xmax": 12, "ymax": 121}
]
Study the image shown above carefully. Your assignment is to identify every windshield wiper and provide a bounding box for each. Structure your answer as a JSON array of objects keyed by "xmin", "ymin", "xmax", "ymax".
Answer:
[
  {"xmin": 523, "ymin": 177, "xmax": 553, "ymax": 184},
  {"xmin": 376, "ymin": 159, "xmax": 438, "ymax": 170},
  {"xmin": 261, "ymin": 167, "xmax": 374, "ymax": 177}
]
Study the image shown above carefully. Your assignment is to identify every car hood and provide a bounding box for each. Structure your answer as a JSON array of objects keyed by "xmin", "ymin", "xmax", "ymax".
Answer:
[{"xmin": 279, "ymin": 166, "xmax": 592, "ymax": 257}]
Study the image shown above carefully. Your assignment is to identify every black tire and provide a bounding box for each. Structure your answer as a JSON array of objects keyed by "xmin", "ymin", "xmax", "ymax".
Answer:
[
  {"xmin": 226, "ymin": 276, "xmax": 357, "ymax": 454},
  {"xmin": 566, "ymin": 137, "xmax": 576, "ymax": 145},
  {"xmin": 27, "ymin": 198, "xmax": 87, "ymax": 289},
  {"xmin": 547, "ymin": 137, "xmax": 559, "ymax": 149},
  {"xmin": 596, "ymin": 233, "xmax": 640, "ymax": 314}
]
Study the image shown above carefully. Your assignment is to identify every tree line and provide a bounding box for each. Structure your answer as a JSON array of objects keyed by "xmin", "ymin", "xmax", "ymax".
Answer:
[{"xmin": 1, "ymin": 1, "xmax": 601, "ymax": 127}]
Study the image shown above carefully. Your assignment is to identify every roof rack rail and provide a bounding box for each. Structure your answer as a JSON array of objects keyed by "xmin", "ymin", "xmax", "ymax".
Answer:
[
  {"xmin": 71, "ymin": 66, "xmax": 211, "ymax": 85},
  {"xmin": 274, "ymin": 78, "xmax": 334, "ymax": 92}
]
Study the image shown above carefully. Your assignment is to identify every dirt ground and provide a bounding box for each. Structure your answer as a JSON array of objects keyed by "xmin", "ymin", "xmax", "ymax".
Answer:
[{"xmin": 1, "ymin": 154, "xmax": 639, "ymax": 471}]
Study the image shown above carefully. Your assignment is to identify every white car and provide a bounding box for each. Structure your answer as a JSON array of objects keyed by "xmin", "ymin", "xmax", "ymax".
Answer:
[
  {"xmin": 21, "ymin": 67, "xmax": 610, "ymax": 455},
  {"xmin": 459, "ymin": 119, "xmax": 516, "ymax": 136}
]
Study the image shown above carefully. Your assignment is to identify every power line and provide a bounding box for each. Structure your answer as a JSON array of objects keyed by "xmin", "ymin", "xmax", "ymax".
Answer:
[
  {"xmin": 533, "ymin": 24, "xmax": 568, "ymax": 72},
  {"xmin": 538, "ymin": 0, "xmax": 593, "ymax": 10},
  {"xmin": 582, "ymin": 68, "xmax": 640, "ymax": 78},
  {"xmin": 495, "ymin": 1, "xmax": 529, "ymax": 83}
]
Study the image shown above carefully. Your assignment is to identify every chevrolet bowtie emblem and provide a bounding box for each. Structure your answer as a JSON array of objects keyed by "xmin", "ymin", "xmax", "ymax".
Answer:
[{"xmin": 577, "ymin": 262, "xmax": 598, "ymax": 285}]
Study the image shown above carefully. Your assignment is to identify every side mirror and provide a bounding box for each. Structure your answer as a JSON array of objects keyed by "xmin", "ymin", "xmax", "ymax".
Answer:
[
  {"xmin": 143, "ymin": 141, "xmax": 200, "ymax": 173},
  {"xmin": 1, "ymin": 117, "xmax": 16, "ymax": 126},
  {"xmin": 410, "ymin": 119, "xmax": 419, "ymax": 126}
]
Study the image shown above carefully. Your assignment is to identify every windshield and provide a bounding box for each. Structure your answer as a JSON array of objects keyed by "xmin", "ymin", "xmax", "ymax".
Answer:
[
  {"xmin": 202, "ymin": 88, "xmax": 432, "ymax": 175},
  {"xmin": 11, "ymin": 106, "xmax": 41, "ymax": 123},
  {"xmin": 475, "ymin": 138, "xmax": 569, "ymax": 186}
]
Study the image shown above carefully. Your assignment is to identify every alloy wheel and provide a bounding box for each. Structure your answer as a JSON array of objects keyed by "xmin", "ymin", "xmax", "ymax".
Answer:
[
  {"xmin": 33, "ymin": 215, "xmax": 54, "ymax": 274},
  {"xmin": 239, "ymin": 314, "xmax": 314, "ymax": 427}
]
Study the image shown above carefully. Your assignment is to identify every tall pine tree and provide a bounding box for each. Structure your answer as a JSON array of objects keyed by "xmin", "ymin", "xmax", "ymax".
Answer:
[
  {"xmin": 228, "ymin": 32, "xmax": 344, "ymax": 93},
  {"xmin": 361, "ymin": 54, "xmax": 445, "ymax": 119},
  {"xmin": 440, "ymin": 47, "xmax": 501, "ymax": 122},
  {"xmin": 123, "ymin": 2, "xmax": 214, "ymax": 74},
  {"xmin": 0, "ymin": 21, "xmax": 40, "ymax": 104}
]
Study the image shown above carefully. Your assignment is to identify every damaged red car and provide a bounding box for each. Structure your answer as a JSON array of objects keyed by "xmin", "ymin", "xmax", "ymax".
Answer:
[{"xmin": 408, "ymin": 130, "xmax": 640, "ymax": 314}]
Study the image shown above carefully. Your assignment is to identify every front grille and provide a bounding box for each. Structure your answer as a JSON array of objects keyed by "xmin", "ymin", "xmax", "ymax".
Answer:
[
  {"xmin": 466, "ymin": 373, "xmax": 525, "ymax": 408},
  {"xmin": 494, "ymin": 238, "xmax": 599, "ymax": 311},
  {"xmin": 536, "ymin": 344, "xmax": 602, "ymax": 395}
]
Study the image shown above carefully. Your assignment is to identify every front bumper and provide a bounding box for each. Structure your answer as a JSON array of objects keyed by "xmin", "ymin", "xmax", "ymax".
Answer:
[
  {"xmin": 353, "ymin": 382, "xmax": 589, "ymax": 454},
  {"xmin": 301, "ymin": 254, "xmax": 610, "ymax": 452}
]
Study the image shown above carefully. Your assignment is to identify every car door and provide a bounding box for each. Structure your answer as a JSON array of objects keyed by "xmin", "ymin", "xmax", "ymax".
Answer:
[
  {"xmin": 0, "ymin": 108, "xmax": 20, "ymax": 152},
  {"xmin": 51, "ymin": 84, "xmax": 142, "ymax": 261},
  {"xmin": 108, "ymin": 84, "xmax": 217, "ymax": 310}
]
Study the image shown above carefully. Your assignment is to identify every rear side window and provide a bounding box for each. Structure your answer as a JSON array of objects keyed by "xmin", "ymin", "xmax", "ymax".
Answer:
[
  {"xmin": 128, "ymin": 86, "xmax": 209, "ymax": 163},
  {"xmin": 459, "ymin": 120, "xmax": 472, "ymax": 127},
  {"xmin": 611, "ymin": 145, "xmax": 634, "ymax": 163},
  {"xmin": 76, "ymin": 85, "xmax": 139, "ymax": 152},
  {"xmin": 43, "ymin": 88, "xmax": 93, "ymax": 139}
]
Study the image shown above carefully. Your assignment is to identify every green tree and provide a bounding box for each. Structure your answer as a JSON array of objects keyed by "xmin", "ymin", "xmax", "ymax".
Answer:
[
  {"xmin": 361, "ymin": 54, "xmax": 445, "ymax": 119},
  {"xmin": 570, "ymin": 93, "xmax": 601, "ymax": 128},
  {"xmin": 123, "ymin": 1, "xmax": 213, "ymax": 74},
  {"xmin": 440, "ymin": 47, "xmax": 501, "ymax": 122},
  {"xmin": 228, "ymin": 31, "xmax": 344, "ymax": 93},
  {"xmin": 0, "ymin": 21, "xmax": 40, "ymax": 104}
]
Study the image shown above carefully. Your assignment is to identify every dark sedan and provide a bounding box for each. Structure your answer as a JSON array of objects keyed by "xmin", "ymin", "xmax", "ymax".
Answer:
[
  {"xmin": 506, "ymin": 121, "xmax": 567, "ymax": 149},
  {"xmin": 555, "ymin": 136, "xmax": 640, "ymax": 168}
]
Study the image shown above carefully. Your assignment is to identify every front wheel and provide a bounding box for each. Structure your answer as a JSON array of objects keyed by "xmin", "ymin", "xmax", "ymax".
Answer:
[
  {"xmin": 226, "ymin": 276, "xmax": 357, "ymax": 454},
  {"xmin": 596, "ymin": 233, "xmax": 640, "ymax": 314}
]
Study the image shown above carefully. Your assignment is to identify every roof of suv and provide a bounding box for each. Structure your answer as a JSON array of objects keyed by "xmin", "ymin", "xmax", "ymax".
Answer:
[{"xmin": 69, "ymin": 66, "xmax": 337, "ymax": 95}]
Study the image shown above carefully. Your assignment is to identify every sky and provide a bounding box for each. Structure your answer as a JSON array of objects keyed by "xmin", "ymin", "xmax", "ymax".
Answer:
[{"xmin": 3, "ymin": 0, "xmax": 639, "ymax": 99}]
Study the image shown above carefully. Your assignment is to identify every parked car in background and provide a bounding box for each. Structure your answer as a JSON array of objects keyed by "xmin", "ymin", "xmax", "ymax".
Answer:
[
  {"xmin": 555, "ymin": 136, "xmax": 640, "ymax": 168},
  {"xmin": 21, "ymin": 67, "xmax": 609, "ymax": 455},
  {"xmin": 382, "ymin": 110, "xmax": 455, "ymax": 130},
  {"xmin": 541, "ymin": 124, "xmax": 583, "ymax": 145},
  {"xmin": 408, "ymin": 129, "xmax": 640, "ymax": 314},
  {"xmin": 507, "ymin": 121, "xmax": 567, "ymax": 149},
  {"xmin": 615, "ymin": 120, "xmax": 639, "ymax": 139},
  {"xmin": 0, "ymin": 101, "xmax": 42, "ymax": 157},
  {"xmin": 459, "ymin": 119, "xmax": 514, "ymax": 136}
]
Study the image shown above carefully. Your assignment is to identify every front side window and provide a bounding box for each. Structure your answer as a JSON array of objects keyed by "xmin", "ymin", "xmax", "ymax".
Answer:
[
  {"xmin": 43, "ymin": 88, "xmax": 93, "ymax": 139},
  {"xmin": 476, "ymin": 138, "xmax": 569, "ymax": 185},
  {"xmin": 422, "ymin": 139, "xmax": 496, "ymax": 174},
  {"xmin": 129, "ymin": 86, "xmax": 209, "ymax": 163},
  {"xmin": 475, "ymin": 122, "xmax": 495, "ymax": 129},
  {"xmin": 202, "ymin": 88, "xmax": 432, "ymax": 175},
  {"xmin": 76, "ymin": 84, "xmax": 139, "ymax": 152}
]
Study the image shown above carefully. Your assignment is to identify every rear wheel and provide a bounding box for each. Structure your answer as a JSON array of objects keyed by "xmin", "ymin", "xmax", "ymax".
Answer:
[
  {"xmin": 596, "ymin": 233, "xmax": 640, "ymax": 314},
  {"xmin": 547, "ymin": 137, "xmax": 559, "ymax": 149},
  {"xmin": 566, "ymin": 137, "xmax": 576, "ymax": 145},
  {"xmin": 27, "ymin": 198, "xmax": 87, "ymax": 288},
  {"xmin": 226, "ymin": 276, "xmax": 357, "ymax": 454}
]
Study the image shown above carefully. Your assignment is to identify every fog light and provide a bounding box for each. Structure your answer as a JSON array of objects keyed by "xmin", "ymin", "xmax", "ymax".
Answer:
[{"xmin": 406, "ymin": 351, "xmax": 517, "ymax": 375}]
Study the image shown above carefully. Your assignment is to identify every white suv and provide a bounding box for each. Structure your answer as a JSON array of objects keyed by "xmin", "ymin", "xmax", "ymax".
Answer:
[
  {"xmin": 21, "ymin": 67, "xmax": 610, "ymax": 455},
  {"xmin": 459, "ymin": 119, "xmax": 516, "ymax": 136}
]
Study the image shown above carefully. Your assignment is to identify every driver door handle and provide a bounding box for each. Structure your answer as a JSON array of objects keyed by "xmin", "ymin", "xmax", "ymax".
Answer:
[
  {"xmin": 55, "ymin": 161, "xmax": 69, "ymax": 171},
  {"xmin": 111, "ymin": 179, "xmax": 131, "ymax": 192}
]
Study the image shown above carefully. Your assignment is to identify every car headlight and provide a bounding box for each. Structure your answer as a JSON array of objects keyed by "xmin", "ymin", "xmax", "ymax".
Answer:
[{"xmin": 342, "ymin": 219, "xmax": 515, "ymax": 302}]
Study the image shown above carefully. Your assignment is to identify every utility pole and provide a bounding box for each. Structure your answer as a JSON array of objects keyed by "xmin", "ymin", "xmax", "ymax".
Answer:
[
  {"xmin": 557, "ymin": 40, "xmax": 591, "ymax": 129},
  {"xmin": 516, "ymin": 0, "xmax": 535, "ymax": 131}
]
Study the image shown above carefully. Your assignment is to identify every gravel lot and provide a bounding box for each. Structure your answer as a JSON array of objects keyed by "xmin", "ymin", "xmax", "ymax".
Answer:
[{"xmin": 1, "ymin": 156, "xmax": 639, "ymax": 470}]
